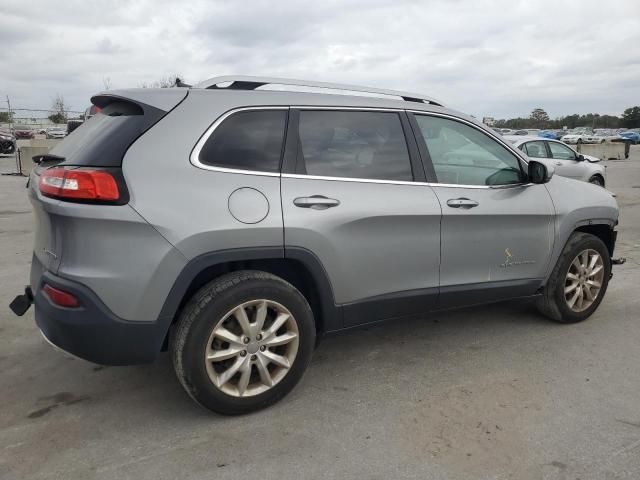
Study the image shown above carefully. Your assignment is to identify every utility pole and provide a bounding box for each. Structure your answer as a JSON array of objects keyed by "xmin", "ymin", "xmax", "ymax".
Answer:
[{"xmin": 6, "ymin": 95, "xmax": 13, "ymax": 130}]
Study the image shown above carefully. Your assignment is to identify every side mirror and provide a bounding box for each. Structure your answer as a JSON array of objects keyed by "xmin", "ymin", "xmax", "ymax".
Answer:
[
  {"xmin": 576, "ymin": 154, "xmax": 585, "ymax": 161},
  {"xmin": 528, "ymin": 160, "xmax": 554, "ymax": 184}
]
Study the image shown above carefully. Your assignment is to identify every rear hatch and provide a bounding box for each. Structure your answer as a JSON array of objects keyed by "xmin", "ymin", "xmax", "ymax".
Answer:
[{"xmin": 29, "ymin": 88, "xmax": 188, "ymax": 275}]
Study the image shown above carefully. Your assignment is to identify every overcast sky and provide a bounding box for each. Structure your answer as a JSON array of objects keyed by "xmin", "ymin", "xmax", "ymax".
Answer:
[{"xmin": 1, "ymin": 0, "xmax": 639, "ymax": 119}]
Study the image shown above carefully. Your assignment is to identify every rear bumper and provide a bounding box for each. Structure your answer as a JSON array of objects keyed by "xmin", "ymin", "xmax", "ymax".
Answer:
[{"xmin": 33, "ymin": 271, "xmax": 166, "ymax": 366}]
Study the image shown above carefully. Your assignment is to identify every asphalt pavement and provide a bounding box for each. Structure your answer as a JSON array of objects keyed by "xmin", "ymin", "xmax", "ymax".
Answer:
[{"xmin": 1, "ymin": 147, "xmax": 639, "ymax": 479}]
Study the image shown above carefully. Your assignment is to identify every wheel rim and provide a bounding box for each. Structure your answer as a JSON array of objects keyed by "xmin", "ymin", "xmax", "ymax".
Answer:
[
  {"xmin": 205, "ymin": 299, "xmax": 299, "ymax": 398},
  {"xmin": 564, "ymin": 249, "xmax": 605, "ymax": 312}
]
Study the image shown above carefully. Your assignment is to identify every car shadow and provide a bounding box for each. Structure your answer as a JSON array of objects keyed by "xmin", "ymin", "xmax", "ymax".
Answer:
[{"xmin": 14, "ymin": 298, "xmax": 560, "ymax": 423}]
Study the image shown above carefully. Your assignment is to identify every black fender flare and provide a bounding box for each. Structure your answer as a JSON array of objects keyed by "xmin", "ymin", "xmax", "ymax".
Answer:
[{"xmin": 156, "ymin": 246, "xmax": 342, "ymax": 338}]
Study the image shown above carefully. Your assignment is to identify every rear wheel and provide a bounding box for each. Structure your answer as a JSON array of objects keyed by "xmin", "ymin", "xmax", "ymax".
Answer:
[
  {"xmin": 537, "ymin": 232, "xmax": 611, "ymax": 323},
  {"xmin": 589, "ymin": 175, "xmax": 605, "ymax": 187},
  {"xmin": 171, "ymin": 270, "xmax": 315, "ymax": 415}
]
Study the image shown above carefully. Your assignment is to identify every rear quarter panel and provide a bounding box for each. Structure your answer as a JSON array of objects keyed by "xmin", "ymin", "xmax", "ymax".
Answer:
[
  {"xmin": 122, "ymin": 90, "xmax": 285, "ymax": 261},
  {"xmin": 32, "ymin": 188, "xmax": 187, "ymax": 322}
]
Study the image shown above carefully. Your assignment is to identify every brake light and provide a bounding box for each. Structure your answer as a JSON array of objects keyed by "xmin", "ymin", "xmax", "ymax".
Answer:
[
  {"xmin": 39, "ymin": 167, "xmax": 120, "ymax": 202},
  {"xmin": 43, "ymin": 284, "xmax": 80, "ymax": 308}
]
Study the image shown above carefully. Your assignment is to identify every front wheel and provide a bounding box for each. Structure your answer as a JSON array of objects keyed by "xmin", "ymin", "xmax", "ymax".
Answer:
[
  {"xmin": 589, "ymin": 175, "xmax": 605, "ymax": 187},
  {"xmin": 537, "ymin": 232, "xmax": 611, "ymax": 323},
  {"xmin": 171, "ymin": 270, "xmax": 315, "ymax": 415}
]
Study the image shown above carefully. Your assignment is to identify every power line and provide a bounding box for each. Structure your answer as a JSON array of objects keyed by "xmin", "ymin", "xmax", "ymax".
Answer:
[{"xmin": 0, "ymin": 107, "xmax": 84, "ymax": 114}]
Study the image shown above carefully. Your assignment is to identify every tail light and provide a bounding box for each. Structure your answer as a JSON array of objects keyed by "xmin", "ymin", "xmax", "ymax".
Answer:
[
  {"xmin": 43, "ymin": 284, "xmax": 80, "ymax": 308},
  {"xmin": 39, "ymin": 167, "xmax": 127, "ymax": 204}
]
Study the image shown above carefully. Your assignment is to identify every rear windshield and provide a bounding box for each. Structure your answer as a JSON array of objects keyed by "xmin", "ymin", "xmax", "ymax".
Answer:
[{"xmin": 49, "ymin": 101, "xmax": 163, "ymax": 167}]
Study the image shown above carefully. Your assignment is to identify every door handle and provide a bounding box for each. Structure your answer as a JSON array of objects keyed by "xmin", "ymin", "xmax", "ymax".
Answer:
[
  {"xmin": 293, "ymin": 195, "xmax": 340, "ymax": 210},
  {"xmin": 555, "ymin": 162, "xmax": 562, "ymax": 166},
  {"xmin": 446, "ymin": 198, "xmax": 479, "ymax": 209}
]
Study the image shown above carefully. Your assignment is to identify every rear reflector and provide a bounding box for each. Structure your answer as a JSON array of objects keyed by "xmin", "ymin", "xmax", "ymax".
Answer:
[
  {"xmin": 39, "ymin": 167, "xmax": 120, "ymax": 202},
  {"xmin": 43, "ymin": 284, "xmax": 80, "ymax": 308}
]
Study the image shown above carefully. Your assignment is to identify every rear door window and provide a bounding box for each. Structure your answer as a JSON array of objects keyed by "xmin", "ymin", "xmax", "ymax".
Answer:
[
  {"xmin": 198, "ymin": 110, "xmax": 287, "ymax": 173},
  {"xmin": 296, "ymin": 110, "xmax": 413, "ymax": 181}
]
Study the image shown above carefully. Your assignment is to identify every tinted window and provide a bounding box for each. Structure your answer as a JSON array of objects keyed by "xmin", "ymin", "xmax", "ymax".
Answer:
[
  {"xmin": 414, "ymin": 115, "xmax": 525, "ymax": 186},
  {"xmin": 522, "ymin": 141, "xmax": 549, "ymax": 158},
  {"xmin": 199, "ymin": 110, "xmax": 286, "ymax": 172},
  {"xmin": 297, "ymin": 111, "xmax": 413, "ymax": 181},
  {"xmin": 48, "ymin": 100, "xmax": 160, "ymax": 167},
  {"xmin": 548, "ymin": 141, "xmax": 576, "ymax": 161}
]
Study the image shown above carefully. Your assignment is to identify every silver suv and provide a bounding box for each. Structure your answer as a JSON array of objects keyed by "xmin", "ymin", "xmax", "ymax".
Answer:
[{"xmin": 11, "ymin": 76, "xmax": 621, "ymax": 415}]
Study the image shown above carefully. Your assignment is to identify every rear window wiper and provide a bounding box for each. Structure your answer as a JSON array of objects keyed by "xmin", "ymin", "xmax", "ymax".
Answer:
[{"xmin": 32, "ymin": 153, "xmax": 65, "ymax": 165}]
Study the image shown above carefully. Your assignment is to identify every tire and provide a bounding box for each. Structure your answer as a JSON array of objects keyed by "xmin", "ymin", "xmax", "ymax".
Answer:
[
  {"xmin": 536, "ymin": 232, "xmax": 611, "ymax": 323},
  {"xmin": 588, "ymin": 175, "xmax": 605, "ymax": 187},
  {"xmin": 171, "ymin": 270, "xmax": 315, "ymax": 415}
]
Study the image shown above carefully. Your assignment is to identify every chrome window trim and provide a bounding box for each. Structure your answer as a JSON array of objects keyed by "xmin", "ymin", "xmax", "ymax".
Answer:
[
  {"xmin": 190, "ymin": 105, "xmax": 534, "ymax": 189},
  {"xmin": 281, "ymin": 173, "xmax": 532, "ymax": 189},
  {"xmin": 282, "ymin": 173, "xmax": 428, "ymax": 186},
  {"xmin": 291, "ymin": 105, "xmax": 404, "ymax": 112},
  {"xmin": 190, "ymin": 106, "xmax": 289, "ymax": 177}
]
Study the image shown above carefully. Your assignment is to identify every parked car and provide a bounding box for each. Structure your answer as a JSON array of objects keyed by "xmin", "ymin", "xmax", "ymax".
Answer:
[
  {"xmin": 0, "ymin": 128, "xmax": 17, "ymax": 154},
  {"xmin": 45, "ymin": 127, "xmax": 66, "ymax": 139},
  {"xmin": 67, "ymin": 119, "xmax": 84, "ymax": 134},
  {"xmin": 10, "ymin": 76, "xmax": 621, "ymax": 415},
  {"xmin": 513, "ymin": 129, "xmax": 529, "ymax": 135},
  {"xmin": 561, "ymin": 128, "xmax": 599, "ymax": 144},
  {"xmin": 593, "ymin": 130, "xmax": 617, "ymax": 143},
  {"xmin": 618, "ymin": 131, "xmax": 640, "ymax": 144},
  {"xmin": 538, "ymin": 130, "xmax": 563, "ymax": 140},
  {"xmin": 504, "ymin": 136, "xmax": 606, "ymax": 186},
  {"xmin": 13, "ymin": 125, "xmax": 35, "ymax": 139}
]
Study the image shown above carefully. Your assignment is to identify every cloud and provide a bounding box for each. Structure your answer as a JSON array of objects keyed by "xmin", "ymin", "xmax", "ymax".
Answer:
[{"xmin": 1, "ymin": 0, "xmax": 638, "ymax": 118}]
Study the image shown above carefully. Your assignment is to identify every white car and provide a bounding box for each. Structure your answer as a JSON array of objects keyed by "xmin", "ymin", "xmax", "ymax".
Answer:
[
  {"xmin": 560, "ymin": 129, "xmax": 599, "ymax": 145},
  {"xmin": 45, "ymin": 128, "xmax": 66, "ymax": 139},
  {"xmin": 503, "ymin": 136, "xmax": 606, "ymax": 187},
  {"xmin": 593, "ymin": 129, "xmax": 618, "ymax": 143}
]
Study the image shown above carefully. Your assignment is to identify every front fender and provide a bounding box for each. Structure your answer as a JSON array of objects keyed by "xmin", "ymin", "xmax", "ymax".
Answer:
[{"xmin": 543, "ymin": 176, "xmax": 618, "ymax": 280}]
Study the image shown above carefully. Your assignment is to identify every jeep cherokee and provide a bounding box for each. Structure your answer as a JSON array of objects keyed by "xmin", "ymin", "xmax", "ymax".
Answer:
[{"xmin": 11, "ymin": 76, "xmax": 621, "ymax": 415}]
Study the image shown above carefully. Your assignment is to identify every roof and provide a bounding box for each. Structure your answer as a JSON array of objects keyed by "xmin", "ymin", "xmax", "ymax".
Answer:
[{"xmin": 95, "ymin": 77, "xmax": 486, "ymax": 130}]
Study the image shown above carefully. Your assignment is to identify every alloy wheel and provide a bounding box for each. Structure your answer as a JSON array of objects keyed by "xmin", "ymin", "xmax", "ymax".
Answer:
[
  {"xmin": 564, "ymin": 249, "xmax": 605, "ymax": 312},
  {"xmin": 205, "ymin": 299, "xmax": 299, "ymax": 397}
]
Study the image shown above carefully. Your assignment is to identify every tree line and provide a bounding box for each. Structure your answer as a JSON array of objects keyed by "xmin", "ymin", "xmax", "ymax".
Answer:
[{"xmin": 494, "ymin": 107, "xmax": 640, "ymax": 130}]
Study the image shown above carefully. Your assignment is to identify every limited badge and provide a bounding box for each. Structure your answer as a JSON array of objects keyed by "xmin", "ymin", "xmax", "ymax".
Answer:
[{"xmin": 500, "ymin": 248, "xmax": 536, "ymax": 268}]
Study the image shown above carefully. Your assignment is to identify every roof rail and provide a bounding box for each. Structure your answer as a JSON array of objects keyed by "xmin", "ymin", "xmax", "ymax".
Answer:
[{"xmin": 195, "ymin": 75, "xmax": 444, "ymax": 107}]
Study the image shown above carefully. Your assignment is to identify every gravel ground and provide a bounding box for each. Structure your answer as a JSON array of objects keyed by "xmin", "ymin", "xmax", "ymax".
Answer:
[{"xmin": 1, "ymin": 147, "xmax": 639, "ymax": 480}]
